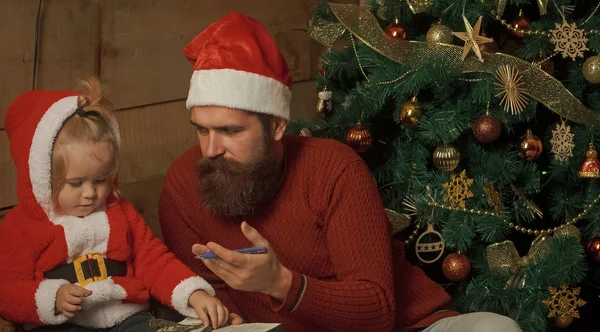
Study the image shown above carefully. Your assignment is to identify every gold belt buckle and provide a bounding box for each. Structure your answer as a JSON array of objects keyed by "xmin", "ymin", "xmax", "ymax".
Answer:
[{"xmin": 73, "ymin": 253, "xmax": 108, "ymax": 287}]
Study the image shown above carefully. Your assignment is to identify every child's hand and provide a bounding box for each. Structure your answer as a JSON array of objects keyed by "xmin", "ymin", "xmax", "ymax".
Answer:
[
  {"xmin": 55, "ymin": 284, "xmax": 93, "ymax": 318},
  {"xmin": 188, "ymin": 290, "xmax": 233, "ymax": 329}
]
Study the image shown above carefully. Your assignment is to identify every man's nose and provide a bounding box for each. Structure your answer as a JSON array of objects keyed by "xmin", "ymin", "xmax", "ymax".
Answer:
[{"xmin": 204, "ymin": 132, "xmax": 226, "ymax": 158}]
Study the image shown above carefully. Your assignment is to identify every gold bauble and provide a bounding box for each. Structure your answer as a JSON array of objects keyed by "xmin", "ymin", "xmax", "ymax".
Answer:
[
  {"xmin": 426, "ymin": 24, "xmax": 453, "ymax": 44},
  {"xmin": 433, "ymin": 145, "xmax": 460, "ymax": 172},
  {"xmin": 583, "ymin": 55, "xmax": 600, "ymax": 84},
  {"xmin": 346, "ymin": 122, "xmax": 373, "ymax": 153},
  {"xmin": 399, "ymin": 96, "xmax": 424, "ymax": 127}
]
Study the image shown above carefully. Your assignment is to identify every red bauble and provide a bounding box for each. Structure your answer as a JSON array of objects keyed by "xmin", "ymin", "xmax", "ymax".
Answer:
[
  {"xmin": 510, "ymin": 12, "xmax": 530, "ymax": 38},
  {"xmin": 442, "ymin": 253, "xmax": 471, "ymax": 281},
  {"xmin": 346, "ymin": 122, "xmax": 373, "ymax": 153},
  {"xmin": 385, "ymin": 18, "xmax": 409, "ymax": 40},
  {"xmin": 586, "ymin": 236, "xmax": 600, "ymax": 262},
  {"xmin": 532, "ymin": 56, "xmax": 555, "ymax": 76},
  {"xmin": 473, "ymin": 110, "xmax": 502, "ymax": 144},
  {"xmin": 518, "ymin": 129, "xmax": 542, "ymax": 161},
  {"xmin": 479, "ymin": 39, "xmax": 499, "ymax": 53}
]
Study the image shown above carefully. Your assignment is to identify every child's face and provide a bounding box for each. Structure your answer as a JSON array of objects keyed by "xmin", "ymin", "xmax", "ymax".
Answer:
[{"xmin": 57, "ymin": 141, "xmax": 113, "ymax": 217}]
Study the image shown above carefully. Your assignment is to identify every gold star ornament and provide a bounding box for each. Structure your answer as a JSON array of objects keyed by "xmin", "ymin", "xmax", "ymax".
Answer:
[
  {"xmin": 453, "ymin": 15, "xmax": 494, "ymax": 62},
  {"xmin": 494, "ymin": 65, "xmax": 529, "ymax": 115}
]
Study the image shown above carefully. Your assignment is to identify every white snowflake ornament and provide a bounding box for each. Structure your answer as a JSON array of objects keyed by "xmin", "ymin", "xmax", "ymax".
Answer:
[
  {"xmin": 550, "ymin": 120, "xmax": 575, "ymax": 162},
  {"xmin": 550, "ymin": 21, "xmax": 589, "ymax": 61}
]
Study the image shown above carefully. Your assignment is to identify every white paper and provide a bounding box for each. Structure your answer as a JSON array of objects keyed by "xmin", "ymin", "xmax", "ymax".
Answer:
[{"xmin": 159, "ymin": 317, "xmax": 281, "ymax": 332}]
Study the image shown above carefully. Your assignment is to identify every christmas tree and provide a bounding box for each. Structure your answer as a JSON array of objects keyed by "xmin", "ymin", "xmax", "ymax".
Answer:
[{"xmin": 289, "ymin": 0, "xmax": 600, "ymax": 330}]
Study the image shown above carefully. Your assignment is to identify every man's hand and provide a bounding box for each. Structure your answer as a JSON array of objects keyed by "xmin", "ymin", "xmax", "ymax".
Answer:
[
  {"xmin": 55, "ymin": 284, "xmax": 92, "ymax": 318},
  {"xmin": 188, "ymin": 290, "xmax": 243, "ymax": 329},
  {"xmin": 192, "ymin": 222, "xmax": 293, "ymax": 301}
]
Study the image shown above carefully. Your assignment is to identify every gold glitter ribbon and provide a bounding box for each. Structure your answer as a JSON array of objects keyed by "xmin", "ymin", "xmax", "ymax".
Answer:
[
  {"xmin": 309, "ymin": 3, "xmax": 600, "ymax": 125},
  {"xmin": 537, "ymin": 0, "xmax": 549, "ymax": 15},
  {"xmin": 406, "ymin": 0, "xmax": 432, "ymax": 14},
  {"xmin": 497, "ymin": 0, "xmax": 547, "ymax": 15},
  {"xmin": 496, "ymin": 0, "xmax": 508, "ymax": 15},
  {"xmin": 486, "ymin": 225, "xmax": 580, "ymax": 287},
  {"xmin": 385, "ymin": 208, "xmax": 411, "ymax": 234}
]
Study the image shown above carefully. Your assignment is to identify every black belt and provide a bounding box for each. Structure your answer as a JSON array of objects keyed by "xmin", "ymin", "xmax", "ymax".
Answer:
[{"xmin": 44, "ymin": 253, "xmax": 127, "ymax": 286}]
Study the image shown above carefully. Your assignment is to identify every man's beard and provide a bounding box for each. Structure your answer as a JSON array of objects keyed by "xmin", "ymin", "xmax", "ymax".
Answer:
[{"xmin": 196, "ymin": 139, "xmax": 282, "ymax": 218}]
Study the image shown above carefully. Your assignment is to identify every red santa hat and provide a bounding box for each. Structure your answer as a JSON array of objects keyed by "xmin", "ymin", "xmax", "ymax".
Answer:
[
  {"xmin": 184, "ymin": 12, "xmax": 292, "ymax": 120},
  {"xmin": 4, "ymin": 91, "xmax": 120, "ymax": 219}
]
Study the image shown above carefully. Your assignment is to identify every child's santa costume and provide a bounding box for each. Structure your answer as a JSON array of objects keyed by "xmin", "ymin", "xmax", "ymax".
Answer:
[{"xmin": 0, "ymin": 91, "xmax": 213, "ymax": 328}]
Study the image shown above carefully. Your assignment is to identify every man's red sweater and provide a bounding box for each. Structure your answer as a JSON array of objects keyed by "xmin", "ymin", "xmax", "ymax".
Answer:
[{"xmin": 159, "ymin": 136, "xmax": 457, "ymax": 332}]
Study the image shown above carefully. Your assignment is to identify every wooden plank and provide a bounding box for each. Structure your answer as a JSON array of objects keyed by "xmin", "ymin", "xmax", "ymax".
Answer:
[
  {"xmin": 34, "ymin": 0, "xmax": 100, "ymax": 91},
  {"xmin": 290, "ymin": 80, "xmax": 319, "ymax": 121},
  {"xmin": 0, "ymin": 129, "xmax": 17, "ymax": 209},
  {"xmin": 0, "ymin": 85, "xmax": 320, "ymax": 210},
  {"xmin": 100, "ymin": 0, "xmax": 322, "ymax": 109},
  {"xmin": 0, "ymin": 0, "xmax": 37, "ymax": 129},
  {"xmin": 120, "ymin": 174, "xmax": 165, "ymax": 240},
  {"xmin": 0, "ymin": 208, "xmax": 10, "ymax": 226},
  {"xmin": 115, "ymin": 100, "xmax": 196, "ymax": 185},
  {"xmin": 0, "ymin": 100, "xmax": 194, "ymax": 209},
  {"xmin": 0, "ymin": 175, "xmax": 166, "ymax": 239}
]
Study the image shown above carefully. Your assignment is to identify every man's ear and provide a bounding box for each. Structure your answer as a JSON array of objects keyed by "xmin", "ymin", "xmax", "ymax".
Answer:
[{"xmin": 271, "ymin": 117, "xmax": 288, "ymax": 141}]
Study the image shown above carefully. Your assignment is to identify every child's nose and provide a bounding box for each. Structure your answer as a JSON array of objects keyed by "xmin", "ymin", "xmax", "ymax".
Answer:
[{"xmin": 82, "ymin": 183, "xmax": 97, "ymax": 199}]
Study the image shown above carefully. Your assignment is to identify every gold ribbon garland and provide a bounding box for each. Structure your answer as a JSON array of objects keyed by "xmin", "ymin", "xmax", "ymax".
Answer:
[
  {"xmin": 405, "ymin": 0, "xmax": 432, "ymax": 14},
  {"xmin": 374, "ymin": 0, "xmax": 432, "ymax": 19},
  {"xmin": 497, "ymin": 0, "xmax": 548, "ymax": 16},
  {"xmin": 309, "ymin": 3, "xmax": 600, "ymax": 125}
]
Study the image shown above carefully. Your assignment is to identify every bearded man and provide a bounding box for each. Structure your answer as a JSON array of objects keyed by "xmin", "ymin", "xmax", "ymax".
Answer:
[{"xmin": 159, "ymin": 11, "xmax": 521, "ymax": 332}]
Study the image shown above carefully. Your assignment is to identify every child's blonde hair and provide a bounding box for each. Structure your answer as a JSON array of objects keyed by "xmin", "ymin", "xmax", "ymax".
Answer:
[{"xmin": 51, "ymin": 77, "xmax": 120, "ymax": 212}]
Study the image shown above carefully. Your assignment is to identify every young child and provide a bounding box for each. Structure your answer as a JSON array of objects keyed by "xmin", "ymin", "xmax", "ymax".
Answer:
[{"xmin": 0, "ymin": 78, "xmax": 237, "ymax": 331}]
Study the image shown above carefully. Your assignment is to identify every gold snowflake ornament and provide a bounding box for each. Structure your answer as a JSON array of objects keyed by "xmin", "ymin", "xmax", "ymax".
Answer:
[
  {"xmin": 443, "ymin": 170, "xmax": 474, "ymax": 208},
  {"xmin": 550, "ymin": 120, "xmax": 575, "ymax": 162},
  {"xmin": 542, "ymin": 285, "xmax": 586, "ymax": 319},
  {"xmin": 551, "ymin": 21, "xmax": 589, "ymax": 61},
  {"xmin": 494, "ymin": 65, "xmax": 529, "ymax": 115},
  {"xmin": 453, "ymin": 15, "xmax": 494, "ymax": 63},
  {"xmin": 484, "ymin": 180, "xmax": 503, "ymax": 214}
]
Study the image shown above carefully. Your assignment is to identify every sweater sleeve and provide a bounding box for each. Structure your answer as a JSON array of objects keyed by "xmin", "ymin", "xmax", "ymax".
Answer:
[
  {"xmin": 0, "ymin": 220, "xmax": 70, "ymax": 326},
  {"xmin": 120, "ymin": 200, "xmax": 214, "ymax": 317},
  {"xmin": 158, "ymin": 176, "xmax": 243, "ymax": 317},
  {"xmin": 269, "ymin": 160, "xmax": 396, "ymax": 332}
]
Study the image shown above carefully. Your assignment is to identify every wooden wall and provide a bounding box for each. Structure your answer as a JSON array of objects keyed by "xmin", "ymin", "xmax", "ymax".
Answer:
[{"xmin": 0, "ymin": 0, "xmax": 358, "ymax": 236}]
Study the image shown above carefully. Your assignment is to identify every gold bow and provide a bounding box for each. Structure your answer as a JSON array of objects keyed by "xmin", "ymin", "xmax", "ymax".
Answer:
[
  {"xmin": 385, "ymin": 209, "xmax": 411, "ymax": 234},
  {"xmin": 308, "ymin": 4, "xmax": 600, "ymax": 124},
  {"xmin": 486, "ymin": 225, "xmax": 580, "ymax": 287}
]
